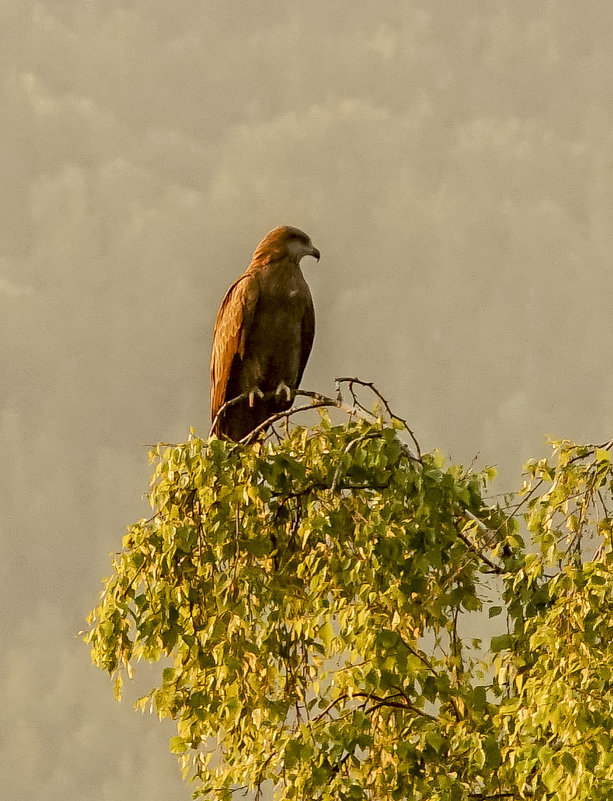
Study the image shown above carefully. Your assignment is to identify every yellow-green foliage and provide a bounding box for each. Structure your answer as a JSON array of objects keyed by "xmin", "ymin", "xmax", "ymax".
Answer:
[
  {"xmin": 495, "ymin": 441, "xmax": 613, "ymax": 800},
  {"xmin": 86, "ymin": 417, "xmax": 613, "ymax": 801}
]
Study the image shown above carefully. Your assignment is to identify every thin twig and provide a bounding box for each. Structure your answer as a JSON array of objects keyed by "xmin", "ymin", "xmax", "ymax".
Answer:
[
  {"xmin": 468, "ymin": 794, "xmax": 517, "ymax": 800},
  {"xmin": 210, "ymin": 383, "xmax": 423, "ymax": 463},
  {"xmin": 210, "ymin": 388, "xmax": 363, "ymax": 440},
  {"xmin": 240, "ymin": 400, "xmax": 340, "ymax": 444},
  {"xmin": 455, "ymin": 518, "xmax": 505, "ymax": 575},
  {"xmin": 335, "ymin": 376, "xmax": 422, "ymax": 458},
  {"xmin": 354, "ymin": 692, "xmax": 439, "ymax": 721},
  {"xmin": 315, "ymin": 692, "xmax": 439, "ymax": 723},
  {"xmin": 315, "ymin": 694, "xmax": 349, "ymax": 722}
]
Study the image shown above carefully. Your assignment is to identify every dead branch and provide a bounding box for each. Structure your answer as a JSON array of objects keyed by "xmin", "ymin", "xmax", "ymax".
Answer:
[
  {"xmin": 210, "ymin": 380, "xmax": 423, "ymax": 463},
  {"xmin": 335, "ymin": 376, "xmax": 422, "ymax": 458}
]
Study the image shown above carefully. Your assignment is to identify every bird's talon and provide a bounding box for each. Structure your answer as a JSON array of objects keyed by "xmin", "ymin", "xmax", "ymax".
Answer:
[
  {"xmin": 248, "ymin": 388, "xmax": 264, "ymax": 407},
  {"xmin": 275, "ymin": 382, "xmax": 293, "ymax": 403}
]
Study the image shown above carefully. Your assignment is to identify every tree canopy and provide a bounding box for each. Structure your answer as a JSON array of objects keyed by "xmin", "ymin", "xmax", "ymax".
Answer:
[{"xmin": 85, "ymin": 384, "xmax": 613, "ymax": 801}]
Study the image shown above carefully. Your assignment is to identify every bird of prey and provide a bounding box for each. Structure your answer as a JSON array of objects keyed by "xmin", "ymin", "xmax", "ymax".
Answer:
[{"xmin": 210, "ymin": 225, "xmax": 320, "ymax": 441}]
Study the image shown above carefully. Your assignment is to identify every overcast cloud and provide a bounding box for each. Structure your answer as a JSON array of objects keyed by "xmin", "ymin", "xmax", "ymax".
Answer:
[{"xmin": 2, "ymin": 3, "xmax": 613, "ymax": 798}]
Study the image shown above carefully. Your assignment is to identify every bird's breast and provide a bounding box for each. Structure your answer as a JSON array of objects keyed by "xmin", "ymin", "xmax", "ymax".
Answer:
[
  {"xmin": 258, "ymin": 267, "xmax": 310, "ymax": 312},
  {"xmin": 248, "ymin": 270, "xmax": 310, "ymax": 361}
]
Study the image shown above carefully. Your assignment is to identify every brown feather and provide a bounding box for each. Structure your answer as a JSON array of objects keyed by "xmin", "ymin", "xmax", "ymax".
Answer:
[
  {"xmin": 210, "ymin": 226, "xmax": 319, "ymax": 440},
  {"xmin": 210, "ymin": 272, "xmax": 260, "ymax": 427}
]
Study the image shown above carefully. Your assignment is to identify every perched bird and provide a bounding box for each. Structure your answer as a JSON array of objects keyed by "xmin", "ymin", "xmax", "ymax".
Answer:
[{"xmin": 210, "ymin": 225, "xmax": 320, "ymax": 440}]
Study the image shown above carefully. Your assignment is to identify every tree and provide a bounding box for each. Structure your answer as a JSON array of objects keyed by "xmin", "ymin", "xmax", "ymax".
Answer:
[{"xmin": 85, "ymin": 381, "xmax": 613, "ymax": 801}]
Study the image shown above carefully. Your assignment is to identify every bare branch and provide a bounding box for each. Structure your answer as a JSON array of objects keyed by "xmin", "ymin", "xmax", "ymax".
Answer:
[
  {"xmin": 240, "ymin": 399, "xmax": 336, "ymax": 444},
  {"xmin": 314, "ymin": 691, "xmax": 439, "ymax": 724},
  {"xmin": 209, "ymin": 390, "xmax": 254, "ymax": 437},
  {"xmin": 335, "ymin": 376, "xmax": 422, "ymax": 458},
  {"xmin": 314, "ymin": 694, "xmax": 349, "ymax": 722},
  {"xmin": 354, "ymin": 692, "xmax": 439, "ymax": 721},
  {"xmin": 456, "ymin": 515, "xmax": 506, "ymax": 575},
  {"xmin": 469, "ymin": 794, "xmax": 517, "ymax": 800},
  {"xmin": 209, "ymin": 382, "xmax": 423, "ymax": 466},
  {"xmin": 210, "ymin": 388, "xmax": 365, "ymax": 441}
]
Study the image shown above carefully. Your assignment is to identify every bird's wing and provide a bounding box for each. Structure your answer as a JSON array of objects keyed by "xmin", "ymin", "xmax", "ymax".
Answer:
[
  {"xmin": 210, "ymin": 272, "xmax": 260, "ymax": 423},
  {"xmin": 297, "ymin": 288, "xmax": 315, "ymax": 387}
]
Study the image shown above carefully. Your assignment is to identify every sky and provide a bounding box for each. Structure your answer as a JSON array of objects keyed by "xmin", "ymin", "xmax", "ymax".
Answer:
[{"xmin": 2, "ymin": 2, "xmax": 613, "ymax": 799}]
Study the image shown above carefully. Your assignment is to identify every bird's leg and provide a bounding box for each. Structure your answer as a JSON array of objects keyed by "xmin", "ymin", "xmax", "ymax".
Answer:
[
  {"xmin": 248, "ymin": 387, "xmax": 265, "ymax": 407},
  {"xmin": 274, "ymin": 381, "xmax": 293, "ymax": 403}
]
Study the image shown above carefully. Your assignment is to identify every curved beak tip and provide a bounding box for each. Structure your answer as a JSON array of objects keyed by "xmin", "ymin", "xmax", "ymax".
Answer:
[{"xmin": 312, "ymin": 247, "xmax": 321, "ymax": 261}]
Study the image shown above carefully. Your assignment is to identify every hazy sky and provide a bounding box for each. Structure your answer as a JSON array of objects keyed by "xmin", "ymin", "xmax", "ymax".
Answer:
[{"xmin": 2, "ymin": 3, "xmax": 613, "ymax": 799}]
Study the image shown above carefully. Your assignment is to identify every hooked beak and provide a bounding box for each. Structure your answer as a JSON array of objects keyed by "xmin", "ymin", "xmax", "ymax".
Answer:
[{"xmin": 311, "ymin": 245, "xmax": 321, "ymax": 261}]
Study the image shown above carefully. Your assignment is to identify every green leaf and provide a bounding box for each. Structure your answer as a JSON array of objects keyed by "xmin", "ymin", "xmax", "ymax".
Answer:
[
  {"xmin": 113, "ymin": 673, "xmax": 123, "ymax": 701},
  {"xmin": 86, "ymin": 416, "xmax": 613, "ymax": 801},
  {"xmin": 490, "ymin": 634, "xmax": 512, "ymax": 653},
  {"xmin": 319, "ymin": 621, "xmax": 334, "ymax": 649},
  {"xmin": 425, "ymin": 731, "xmax": 445, "ymax": 754},
  {"xmin": 169, "ymin": 737, "xmax": 187, "ymax": 754},
  {"xmin": 483, "ymin": 736, "xmax": 501, "ymax": 768},
  {"xmin": 376, "ymin": 629, "xmax": 400, "ymax": 650},
  {"xmin": 245, "ymin": 536, "xmax": 271, "ymax": 556}
]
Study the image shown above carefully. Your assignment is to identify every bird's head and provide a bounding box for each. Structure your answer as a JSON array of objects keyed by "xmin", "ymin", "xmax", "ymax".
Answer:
[{"xmin": 252, "ymin": 225, "xmax": 320, "ymax": 267}]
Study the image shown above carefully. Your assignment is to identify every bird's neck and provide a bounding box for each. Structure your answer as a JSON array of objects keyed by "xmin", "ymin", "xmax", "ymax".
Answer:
[
  {"xmin": 250, "ymin": 258, "xmax": 304, "ymax": 296},
  {"xmin": 250, "ymin": 256, "xmax": 301, "ymax": 273}
]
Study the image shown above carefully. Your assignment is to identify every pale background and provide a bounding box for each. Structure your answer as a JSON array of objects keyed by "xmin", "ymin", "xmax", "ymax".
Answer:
[{"xmin": 2, "ymin": 2, "xmax": 612, "ymax": 799}]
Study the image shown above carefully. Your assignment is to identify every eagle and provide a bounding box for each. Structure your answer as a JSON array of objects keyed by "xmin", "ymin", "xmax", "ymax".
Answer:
[{"xmin": 210, "ymin": 225, "xmax": 320, "ymax": 440}]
